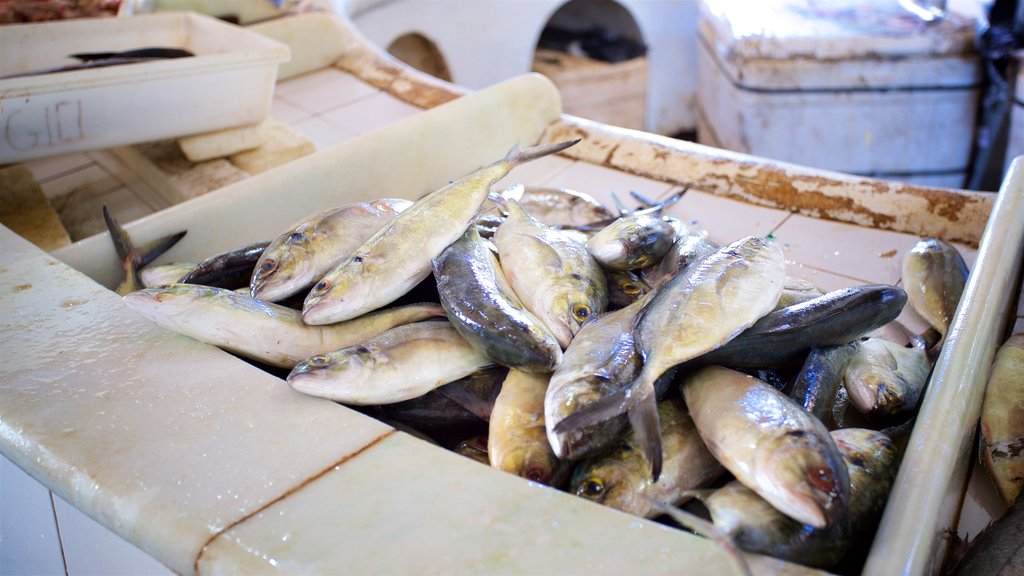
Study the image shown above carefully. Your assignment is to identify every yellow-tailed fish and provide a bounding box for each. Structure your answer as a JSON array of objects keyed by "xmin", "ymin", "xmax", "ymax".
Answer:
[
  {"xmin": 843, "ymin": 337, "xmax": 931, "ymax": 421},
  {"xmin": 901, "ymin": 237, "xmax": 969, "ymax": 337},
  {"xmin": 251, "ymin": 199, "xmax": 411, "ymax": 302},
  {"xmin": 122, "ymin": 284, "xmax": 444, "ymax": 368},
  {"xmin": 488, "ymin": 370, "xmax": 570, "ymax": 487},
  {"xmin": 571, "ymin": 398, "xmax": 722, "ymax": 518},
  {"xmin": 302, "ymin": 140, "xmax": 579, "ymax": 325},
  {"xmin": 102, "ymin": 205, "xmax": 186, "ymax": 295}
]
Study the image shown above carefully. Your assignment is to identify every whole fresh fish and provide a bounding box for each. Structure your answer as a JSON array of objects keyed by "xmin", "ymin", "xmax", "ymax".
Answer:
[
  {"xmin": 179, "ymin": 240, "xmax": 269, "ymax": 290},
  {"xmin": 122, "ymin": 284, "xmax": 444, "ymax": 368},
  {"xmin": 251, "ymin": 199, "xmax": 411, "ymax": 302},
  {"xmin": 433, "ymin": 226, "xmax": 562, "ymax": 372},
  {"xmin": 789, "ymin": 343, "xmax": 860, "ymax": 423},
  {"xmin": 639, "ymin": 225, "xmax": 716, "ymax": 289},
  {"xmin": 605, "ymin": 269, "xmax": 650, "ymax": 309},
  {"xmin": 901, "ymin": 238, "xmax": 969, "ymax": 337},
  {"xmin": 303, "ymin": 140, "xmax": 579, "ymax": 324},
  {"xmin": 776, "ymin": 276, "xmax": 824, "ymax": 310},
  {"xmin": 557, "ymin": 236, "xmax": 786, "ymax": 480},
  {"xmin": 489, "ymin": 370, "xmax": 570, "ymax": 487},
  {"xmin": 683, "ymin": 366, "xmax": 850, "ymax": 528},
  {"xmin": 102, "ymin": 206, "xmax": 186, "ymax": 295},
  {"xmin": 287, "ymin": 321, "xmax": 495, "ymax": 404},
  {"xmin": 493, "ymin": 197, "xmax": 607, "ymax": 348},
  {"xmin": 545, "ymin": 301, "xmax": 643, "ymax": 460},
  {"xmin": 586, "ymin": 211, "xmax": 676, "ymax": 270},
  {"xmin": 140, "ymin": 263, "xmax": 195, "ymax": 288},
  {"xmin": 980, "ymin": 333, "xmax": 1024, "ymax": 505},
  {"xmin": 571, "ymin": 398, "xmax": 722, "ymax": 518},
  {"xmin": 485, "ymin": 185, "xmax": 614, "ymax": 228},
  {"xmin": 843, "ymin": 337, "xmax": 931, "ymax": 421},
  {"xmin": 700, "ymin": 428, "xmax": 895, "ymax": 567},
  {"xmin": 699, "ymin": 285, "xmax": 907, "ymax": 369}
]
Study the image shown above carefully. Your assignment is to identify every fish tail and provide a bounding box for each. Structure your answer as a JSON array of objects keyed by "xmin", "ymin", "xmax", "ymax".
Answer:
[
  {"xmin": 138, "ymin": 231, "xmax": 187, "ymax": 269},
  {"xmin": 487, "ymin": 183, "xmax": 525, "ymax": 214},
  {"xmin": 629, "ymin": 391, "xmax": 663, "ymax": 481},
  {"xmin": 504, "ymin": 139, "xmax": 579, "ymax": 168},
  {"xmin": 103, "ymin": 206, "xmax": 143, "ymax": 293},
  {"xmin": 552, "ymin": 364, "xmax": 657, "ymax": 435}
]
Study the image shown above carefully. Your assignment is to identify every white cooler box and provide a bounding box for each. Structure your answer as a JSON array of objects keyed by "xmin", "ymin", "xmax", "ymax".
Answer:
[
  {"xmin": 0, "ymin": 12, "xmax": 290, "ymax": 164},
  {"xmin": 697, "ymin": 0, "xmax": 981, "ymax": 188}
]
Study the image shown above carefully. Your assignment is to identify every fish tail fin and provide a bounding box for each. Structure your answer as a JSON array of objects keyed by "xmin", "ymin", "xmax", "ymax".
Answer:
[
  {"xmin": 630, "ymin": 391, "xmax": 663, "ymax": 481},
  {"xmin": 138, "ymin": 231, "xmax": 187, "ymax": 268},
  {"xmin": 552, "ymin": 365, "xmax": 657, "ymax": 435},
  {"xmin": 505, "ymin": 139, "xmax": 579, "ymax": 169},
  {"xmin": 103, "ymin": 205, "xmax": 143, "ymax": 293},
  {"xmin": 644, "ymin": 498, "xmax": 752, "ymax": 576}
]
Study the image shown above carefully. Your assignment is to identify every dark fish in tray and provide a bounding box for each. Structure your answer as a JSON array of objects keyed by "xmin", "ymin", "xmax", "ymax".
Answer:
[
  {"xmin": 372, "ymin": 370, "xmax": 502, "ymax": 438},
  {"xmin": 433, "ymin": 226, "xmax": 561, "ymax": 372},
  {"xmin": 790, "ymin": 343, "xmax": 861, "ymax": 423},
  {"xmin": 178, "ymin": 241, "xmax": 270, "ymax": 289},
  {"xmin": 698, "ymin": 284, "xmax": 907, "ymax": 369},
  {"xmin": 3, "ymin": 48, "xmax": 194, "ymax": 79},
  {"xmin": 102, "ymin": 205, "xmax": 186, "ymax": 295}
]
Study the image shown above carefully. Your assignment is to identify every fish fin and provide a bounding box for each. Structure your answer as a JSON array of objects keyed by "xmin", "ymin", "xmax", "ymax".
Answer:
[
  {"xmin": 628, "ymin": 190, "xmax": 658, "ymax": 208},
  {"xmin": 553, "ymin": 367, "xmax": 656, "ymax": 435},
  {"xmin": 515, "ymin": 233, "xmax": 565, "ymax": 271},
  {"xmin": 103, "ymin": 206, "xmax": 144, "ymax": 294},
  {"xmin": 611, "ymin": 192, "xmax": 629, "ymax": 216},
  {"xmin": 630, "ymin": 392, "xmax": 663, "ymax": 482},
  {"xmin": 138, "ymin": 231, "xmax": 187, "ymax": 269},
  {"xmin": 438, "ymin": 383, "xmax": 494, "ymax": 422},
  {"xmin": 505, "ymin": 139, "xmax": 579, "ymax": 168},
  {"xmin": 644, "ymin": 498, "xmax": 752, "ymax": 576},
  {"xmin": 488, "ymin": 183, "xmax": 524, "ymax": 211}
]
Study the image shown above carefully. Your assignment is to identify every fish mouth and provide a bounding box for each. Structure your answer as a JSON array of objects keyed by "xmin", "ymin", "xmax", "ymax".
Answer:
[
  {"xmin": 286, "ymin": 363, "xmax": 332, "ymax": 395},
  {"xmin": 777, "ymin": 489, "xmax": 830, "ymax": 529},
  {"xmin": 845, "ymin": 376, "xmax": 879, "ymax": 414}
]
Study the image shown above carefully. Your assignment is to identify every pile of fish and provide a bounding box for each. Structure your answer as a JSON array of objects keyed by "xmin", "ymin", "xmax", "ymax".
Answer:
[{"xmin": 110, "ymin": 140, "xmax": 980, "ymax": 570}]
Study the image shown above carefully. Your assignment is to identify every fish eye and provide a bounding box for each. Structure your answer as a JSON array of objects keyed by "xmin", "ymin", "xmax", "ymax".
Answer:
[
  {"xmin": 309, "ymin": 355, "xmax": 330, "ymax": 366},
  {"xmin": 314, "ymin": 279, "xmax": 330, "ymax": 292},
  {"xmin": 578, "ymin": 478, "xmax": 604, "ymax": 499},
  {"xmin": 572, "ymin": 304, "xmax": 591, "ymax": 322},
  {"xmin": 525, "ymin": 467, "xmax": 546, "ymax": 483},
  {"xmin": 808, "ymin": 467, "xmax": 836, "ymax": 495},
  {"xmin": 259, "ymin": 259, "xmax": 276, "ymax": 274},
  {"xmin": 621, "ymin": 282, "xmax": 640, "ymax": 295},
  {"xmin": 288, "ymin": 232, "xmax": 304, "ymax": 243}
]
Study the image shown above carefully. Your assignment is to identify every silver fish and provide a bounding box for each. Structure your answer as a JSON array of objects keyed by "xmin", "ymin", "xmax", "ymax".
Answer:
[
  {"xmin": 683, "ymin": 366, "xmax": 850, "ymax": 529},
  {"xmin": 252, "ymin": 199, "xmax": 411, "ymax": 302},
  {"xmin": 493, "ymin": 198, "xmax": 607, "ymax": 348},
  {"xmin": 302, "ymin": 140, "xmax": 579, "ymax": 325},
  {"xmin": 140, "ymin": 263, "xmax": 195, "ymax": 288},
  {"xmin": 843, "ymin": 337, "xmax": 931, "ymax": 421},
  {"xmin": 287, "ymin": 321, "xmax": 495, "ymax": 404},
  {"xmin": 123, "ymin": 284, "xmax": 444, "ymax": 368},
  {"xmin": 586, "ymin": 212, "xmax": 677, "ymax": 271}
]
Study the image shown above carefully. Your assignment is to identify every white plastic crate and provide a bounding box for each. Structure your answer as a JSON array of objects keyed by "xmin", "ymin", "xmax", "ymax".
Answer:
[{"xmin": 0, "ymin": 12, "xmax": 290, "ymax": 163}]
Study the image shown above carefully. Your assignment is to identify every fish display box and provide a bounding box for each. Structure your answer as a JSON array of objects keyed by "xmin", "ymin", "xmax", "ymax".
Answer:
[
  {"xmin": 532, "ymin": 48, "xmax": 647, "ymax": 130},
  {"xmin": 1, "ymin": 14, "xmax": 1022, "ymax": 574},
  {"xmin": 0, "ymin": 12, "xmax": 290, "ymax": 163},
  {"xmin": 696, "ymin": 0, "xmax": 981, "ymax": 188}
]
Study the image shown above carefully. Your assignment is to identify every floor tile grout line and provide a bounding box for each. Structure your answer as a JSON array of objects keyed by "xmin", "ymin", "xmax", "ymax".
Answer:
[
  {"xmin": 192, "ymin": 428, "xmax": 396, "ymax": 575},
  {"xmin": 313, "ymin": 89, "xmax": 389, "ymax": 117},
  {"xmin": 32, "ymin": 160, "xmax": 97, "ymax": 185},
  {"xmin": 536, "ymin": 158, "xmax": 577, "ymax": 186},
  {"xmin": 769, "ymin": 212, "xmax": 794, "ymax": 235},
  {"xmin": 49, "ymin": 491, "xmax": 70, "ymax": 576}
]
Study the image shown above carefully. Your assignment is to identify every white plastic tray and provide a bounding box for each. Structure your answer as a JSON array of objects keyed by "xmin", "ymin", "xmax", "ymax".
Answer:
[{"xmin": 0, "ymin": 12, "xmax": 290, "ymax": 163}]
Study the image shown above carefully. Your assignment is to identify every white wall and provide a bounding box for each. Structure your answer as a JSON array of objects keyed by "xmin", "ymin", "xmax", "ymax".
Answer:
[{"xmin": 337, "ymin": 0, "xmax": 700, "ymax": 135}]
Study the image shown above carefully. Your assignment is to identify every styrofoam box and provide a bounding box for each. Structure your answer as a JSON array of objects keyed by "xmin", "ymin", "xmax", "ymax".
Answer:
[
  {"xmin": 696, "ymin": 0, "xmax": 981, "ymax": 188},
  {"xmin": 0, "ymin": 12, "xmax": 290, "ymax": 163}
]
